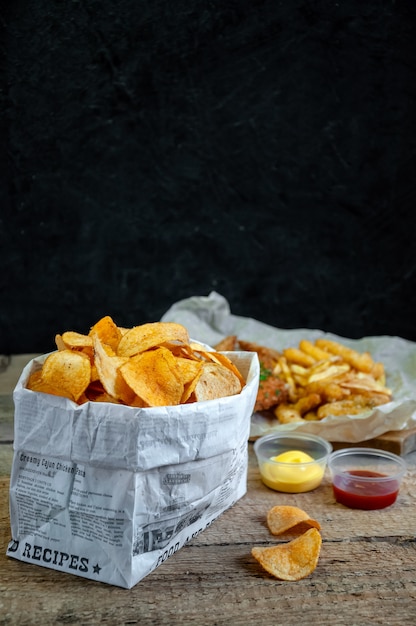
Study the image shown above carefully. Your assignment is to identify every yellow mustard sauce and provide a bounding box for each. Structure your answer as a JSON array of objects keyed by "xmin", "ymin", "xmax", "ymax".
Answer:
[{"xmin": 260, "ymin": 450, "xmax": 324, "ymax": 493}]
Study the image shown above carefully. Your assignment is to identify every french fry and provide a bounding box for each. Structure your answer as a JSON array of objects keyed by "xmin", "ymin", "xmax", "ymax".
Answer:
[
  {"xmin": 303, "ymin": 411, "xmax": 319, "ymax": 421},
  {"xmin": 298, "ymin": 340, "xmax": 333, "ymax": 362},
  {"xmin": 371, "ymin": 361, "xmax": 386, "ymax": 382},
  {"xmin": 301, "ymin": 380, "xmax": 348, "ymax": 402},
  {"xmin": 275, "ymin": 403, "xmax": 304, "ymax": 424},
  {"xmin": 315, "ymin": 338, "xmax": 374, "ymax": 373},
  {"xmin": 317, "ymin": 399, "xmax": 367, "ymax": 419},
  {"xmin": 289, "ymin": 363, "xmax": 310, "ymax": 377},
  {"xmin": 294, "ymin": 393, "xmax": 322, "ymax": 416},
  {"xmin": 307, "ymin": 363, "xmax": 350, "ymax": 383},
  {"xmin": 277, "ymin": 356, "xmax": 297, "ymax": 402},
  {"xmin": 283, "ymin": 347, "xmax": 315, "ymax": 368}
]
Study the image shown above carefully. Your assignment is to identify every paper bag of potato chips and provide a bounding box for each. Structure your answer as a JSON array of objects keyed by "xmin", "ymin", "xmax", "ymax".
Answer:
[{"xmin": 7, "ymin": 331, "xmax": 259, "ymax": 588}]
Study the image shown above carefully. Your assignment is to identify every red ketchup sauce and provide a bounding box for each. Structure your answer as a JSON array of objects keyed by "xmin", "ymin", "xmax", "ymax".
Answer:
[{"xmin": 332, "ymin": 470, "xmax": 399, "ymax": 510}]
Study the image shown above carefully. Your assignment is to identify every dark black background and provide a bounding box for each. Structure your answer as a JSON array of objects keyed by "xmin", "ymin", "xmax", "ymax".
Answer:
[{"xmin": 2, "ymin": 0, "xmax": 416, "ymax": 354}]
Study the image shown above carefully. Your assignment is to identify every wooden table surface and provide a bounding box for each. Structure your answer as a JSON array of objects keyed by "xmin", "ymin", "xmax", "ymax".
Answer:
[{"xmin": 1, "ymin": 356, "xmax": 416, "ymax": 625}]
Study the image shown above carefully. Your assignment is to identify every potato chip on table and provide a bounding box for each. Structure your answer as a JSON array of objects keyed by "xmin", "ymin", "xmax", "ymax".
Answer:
[
  {"xmin": 266, "ymin": 505, "xmax": 321, "ymax": 535},
  {"xmin": 252, "ymin": 527, "xmax": 322, "ymax": 581}
]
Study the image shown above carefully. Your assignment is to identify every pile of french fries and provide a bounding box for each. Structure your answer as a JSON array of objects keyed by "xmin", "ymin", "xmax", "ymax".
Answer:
[{"xmin": 272, "ymin": 338, "xmax": 392, "ymax": 424}]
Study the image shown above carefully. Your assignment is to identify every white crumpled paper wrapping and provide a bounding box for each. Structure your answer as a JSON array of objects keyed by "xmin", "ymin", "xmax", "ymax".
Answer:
[
  {"xmin": 8, "ymin": 347, "xmax": 259, "ymax": 588},
  {"xmin": 162, "ymin": 292, "xmax": 416, "ymax": 442}
]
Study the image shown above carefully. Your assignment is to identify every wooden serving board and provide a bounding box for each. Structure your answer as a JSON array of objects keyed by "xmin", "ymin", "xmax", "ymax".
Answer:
[{"xmin": 331, "ymin": 427, "xmax": 416, "ymax": 456}]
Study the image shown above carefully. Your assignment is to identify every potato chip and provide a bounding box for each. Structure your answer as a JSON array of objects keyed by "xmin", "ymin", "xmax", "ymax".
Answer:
[
  {"xmin": 117, "ymin": 322, "xmax": 190, "ymax": 357},
  {"xmin": 59, "ymin": 331, "xmax": 93, "ymax": 350},
  {"xmin": 181, "ymin": 368, "xmax": 204, "ymax": 404},
  {"xmin": 174, "ymin": 357, "xmax": 203, "ymax": 386},
  {"xmin": 26, "ymin": 369, "xmax": 66, "ymax": 399},
  {"xmin": 92, "ymin": 334, "xmax": 135, "ymax": 405},
  {"xmin": 89, "ymin": 315, "xmax": 122, "ymax": 352},
  {"xmin": 202, "ymin": 351, "xmax": 246, "ymax": 387},
  {"xmin": 120, "ymin": 346, "xmax": 184, "ymax": 406},
  {"xmin": 57, "ymin": 331, "xmax": 94, "ymax": 360},
  {"xmin": 251, "ymin": 527, "xmax": 322, "ymax": 581},
  {"xmin": 55, "ymin": 334, "xmax": 66, "ymax": 351},
  {"xmin": 162, "ymin": 342, "xmax": 199, "ymax": 359},
  {"xmin": 267, "ymin": 505, "xmax": 321, "ymax": 535},
  {"xmin": 192, "ymin": 362, "xmax": 242, "ymax": 402},
  {"xmin": 40, "ymin": 350, "xmax": 91, "ymax": 402}
]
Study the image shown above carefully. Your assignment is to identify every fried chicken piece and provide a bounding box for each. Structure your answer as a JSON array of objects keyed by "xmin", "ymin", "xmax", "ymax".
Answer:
[
  {"xmin": 255, "ymin": 374, "xmax": 288, "ymax": 412},
  {"xmin": 214, "ymin": 335, "xmax": 239, "ymax": 351},
  {"xmin": 215, "ymin": 336, "xmax": 288, "ymax": 412},
  {"xmin": 237, "ymin": 340, "xmax": 281, "ymax": 370}
]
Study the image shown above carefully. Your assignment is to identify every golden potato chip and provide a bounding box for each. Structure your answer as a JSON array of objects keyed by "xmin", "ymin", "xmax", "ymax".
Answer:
[
  {"xmin": 41, "ymin": 350, "xmax": 91, "ymax": 402},
  {"xmin": 26, "ymin": 369, "xmax": 65, "ymax": 399},
  {"xmin": 161, "ymin": 342, "xmax": 194, "ymax": 359},
  {"xmin": 92, "ymin": 334, "xmax": 135, "ymax": 405},
  {"xmin": 120, "ymin": 346, "xmax": 184, "ymax": 406},
  {"xmin": 56, "ymin": 331, "xmax": 94, "ymax": 361},
  {"xmin": 192, "ymin": 362, "xmax": 242, "ymax": 402},
  {"xmin": 266, "ymin": 505, "xmax": 321, "ymax": 535},
  {"xmin": 202, "ymin": 351, "xmax": 246, "ymax": 387},
  {"xmin": 55, "ymin": 334, "xmax": 66, "ymax": 351},
  {"xmin": 251, "ymin": 527, "xmax": 322, "ymax": 581},
  {"xmin": 117, "ymin": 322, "xmax": 190, "ymax": 357},
  {"xmin": 189, "ymin": 341, "xmax": 211, "ymax": 353},
  {"xmin": 59, "ymin": 331, "xmax": 93, "ymax": 350},
  {"xmin": 91, "ymin": 392, "xmax": 122, "ymax": 404},
  {"xmin": 181, "ymin": 367, "xmax": 205, "ymax": 404},
  {"xmin": 174, "ymin": 357, "xmax": 203, "ymax": 385},
  {"xmin": 89, "ymin": 315, "xmax": 122, "ymax": 352}
]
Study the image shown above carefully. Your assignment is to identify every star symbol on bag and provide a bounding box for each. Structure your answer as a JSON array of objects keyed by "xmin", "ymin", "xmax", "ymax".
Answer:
[{"xmin": 93, "ymin": 563, "xmax": 101, "ymax": 574}]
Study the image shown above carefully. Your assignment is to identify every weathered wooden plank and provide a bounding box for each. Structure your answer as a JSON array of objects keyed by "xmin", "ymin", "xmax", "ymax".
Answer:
[
  {"xmin": 1, "ymin": 530, "xmax": 416, "ymax": 625},
  {"xmin": 0, "ymin": 445, "xmax": 13, "ymax": 476},
  {"xmin": 0, "ymin": 355, "xmax": 38, "ymax": 444},
  {"xmin": 0, "ymin": 355, "xmax": 40, "ymax": 394},
  {"xmin": 0, "ymin": 396, "xmax": 14, "ymax": 443}
]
